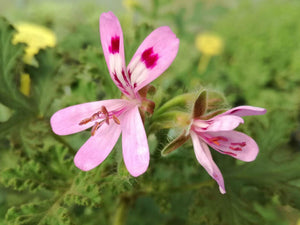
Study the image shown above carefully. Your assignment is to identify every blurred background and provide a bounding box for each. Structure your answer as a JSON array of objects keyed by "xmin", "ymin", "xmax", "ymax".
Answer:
[{"xmin": 0, "ymin": 0, "xmax": 300, "ymax": 224}]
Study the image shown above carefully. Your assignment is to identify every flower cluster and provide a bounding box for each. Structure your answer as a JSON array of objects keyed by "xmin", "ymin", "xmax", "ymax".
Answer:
[{"xmin": 50, "ymin": 11, "xmax": 266, "ymax": 193}]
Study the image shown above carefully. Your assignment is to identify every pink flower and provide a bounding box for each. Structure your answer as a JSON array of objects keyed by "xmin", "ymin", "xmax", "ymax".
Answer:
[
  {"xmin": 190, "ymin": 106, "xmax": 266, "ymax": 194},
  {"xmin": 50, "ymin": 12, "xmax": 179, "ymax": 176}
]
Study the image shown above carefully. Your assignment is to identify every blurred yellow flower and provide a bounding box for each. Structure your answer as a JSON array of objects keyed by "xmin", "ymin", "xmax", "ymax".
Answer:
[
  {"xmin": 195, "ymin": 33, "xmax": 224, "ymax": 56},
  {"xmin": 12, "ymin": 23, "xmax": 56, "ymax": 96},
  {"xmin": 195, "ymin": 33, "xmax": 224, "ymax": 73},
  {"xmin": 12, "ymin": 22, "xmax": 56, "ymax": 64},
  {"xmin": 123, "ymin": 0, "xmax": 140, "ymax": 11}
]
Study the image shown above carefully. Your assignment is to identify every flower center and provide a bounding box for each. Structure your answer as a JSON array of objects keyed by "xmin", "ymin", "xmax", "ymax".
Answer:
[{"xmin": 79, "ymin": 106, "xmax": 121, "ymax": 136}]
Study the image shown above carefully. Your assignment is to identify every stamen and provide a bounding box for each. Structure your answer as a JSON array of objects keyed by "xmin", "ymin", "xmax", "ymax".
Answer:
[
  {"xmin": 101, "ymin": 106, "xmax": 110, "ymax": 125},
  {"xmin": 112, "ymin": 115, "xmax": 120, "ymax": 125},
  {"xmin": 91, "ymin": 121, "xmax": 104, "ymax": 136},
  {"xmin": 91, "ymin": 112, "xmax": 100, "ymax": 121},
  {"xmin": 79, "ymin": 118, "xmax": 92, "ymax": 125},
  {"xmin": 79, "ymin": 106, "xmax": 122, "ymax": 136}
]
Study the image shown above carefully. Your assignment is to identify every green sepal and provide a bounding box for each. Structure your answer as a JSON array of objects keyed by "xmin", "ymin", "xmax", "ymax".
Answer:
[
  {"xmin": 150, "ymin": 93, "xmax": 194, "ymax": 131},
  {"xmin": 149, "ymin": 111, "xmax": 189, "ymax": 132},
  {"xmin": 161, "ymin": 132, "xmax": 190, "ymax": 156},
  {"xmin": 152, "ymin": 93, "xmax": 194, "ymax": 119},
  {"xmin": 193, "ymin": 90, "xmax": 207, "ymax": 119}
]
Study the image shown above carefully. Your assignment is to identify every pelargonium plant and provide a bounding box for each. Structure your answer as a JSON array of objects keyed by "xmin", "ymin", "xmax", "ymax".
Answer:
[{"xmin": 50, "ymin": 11, "xmax": 179, "ymax": 177}]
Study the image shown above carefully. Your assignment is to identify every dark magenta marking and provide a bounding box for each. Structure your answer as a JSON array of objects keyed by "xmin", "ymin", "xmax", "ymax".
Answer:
[
  {"xmin": 113, "ymin": 72, "xmax": 124, "ymax": 89},
  {"xmin": 229, "ymin": 146, "xmax": 242, "ymax": 151},
  {"xmin": 141, "ymin": 47, "xmax": 158, "ymax": 69},
  {"xmin": 113, "ymin": 72, "xmax": 130, "ymax": 95},
  {"xmin": 229, "ymin": 109, "xmax": 241, "ymax": 115},
  {"xmin": 127, "ymin": 69, "xmax": 132, "ymax": 80},
  {"xmin": 231, "ymin": 142, "xmax": 246, "ymax": 147},
  {"xmin": 121, "ymin": 69, "xmax": 130, "ymax": 86},
  {"xmin": 109, "ymin": 36, "xmax": 120, "ymax": 54}
]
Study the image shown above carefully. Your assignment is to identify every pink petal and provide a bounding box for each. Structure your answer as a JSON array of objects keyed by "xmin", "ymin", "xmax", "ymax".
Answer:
[
  {"xmin": 121, "ymin": 106, "xmax": 149, "ymax": 177},
  {"xmin": 190, "ymin": 132, "xmax": 226, "ymax": 194},
  {"xmin": 74, "ymin": 122, "xmax": 121, "ymax": 171},
  {"xmin": 220, "ymin": 106, "xmax": 266, "ymax": 117},
  {"xmin": 193, "ymin": 115, "xmax": 244, "ymax": 132},
  {"xmin": 127, "ymin": 26, "xmax": 179, "ymax": 91},
  {"xmin": 99, "ymin": 12, "xmax": 134, "ymax": 96},
  {"xmin": 50, "ymin": 99, "xmax": 129, "ymax": 135},
  {"xmin": 201, "ymin": 130, "xmax": 259, "ymax": 162}
]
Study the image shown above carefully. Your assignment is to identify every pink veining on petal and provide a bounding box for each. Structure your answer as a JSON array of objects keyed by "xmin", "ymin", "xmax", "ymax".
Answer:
[
  {"xmin": 112, "ymin": 71, "xmax": 130, "ymax": 96},
  {"xmin": 231, "ymin": 142, "xmax": 246, "ymax": 147},
  {"xmin": 229, "ymin": 146, "xmax": 242, "ymax": 151},
  {"xmin": 141, "ymin": 47, "xmax": 159, "ymax": 69},
  {"xmin": 201, "ymin": 131, "xmax": 259, "ymax": 162}
]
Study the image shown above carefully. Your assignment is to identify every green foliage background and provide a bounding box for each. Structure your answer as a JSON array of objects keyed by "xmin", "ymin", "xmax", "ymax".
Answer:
[{"xmin": 0, "ymin": 0, "xmax": 300, "ymax": 224}]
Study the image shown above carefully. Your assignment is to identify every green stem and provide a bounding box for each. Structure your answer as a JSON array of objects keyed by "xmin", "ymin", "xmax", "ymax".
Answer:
[
  {"xmin": 198, "ymin": 54, "xmax": 212, "ymax": 73},
  {"xmin": 113, "ymin": 197, "xmax": 130, "ymax": 225}
]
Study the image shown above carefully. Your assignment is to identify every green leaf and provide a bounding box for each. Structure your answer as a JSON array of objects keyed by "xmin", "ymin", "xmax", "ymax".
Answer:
[
  {"xmin": 25, "ymin": 49, "xmax": 64, "ymax": 117},
  {"xmin": 0, "ymin": 17, "xmax": 33, "ymax": 112},
  {"xmin": 5, "ymin": 200, "xmax": 73, "ymax": 225}
]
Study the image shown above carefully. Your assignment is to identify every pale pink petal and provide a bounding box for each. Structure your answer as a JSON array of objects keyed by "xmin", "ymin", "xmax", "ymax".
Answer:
[
  {"xmin": 127, "ymin": 26, "xmax": 179, "ymax": 91},
  {"xmin": 193, "ymin": 115, "xmax": 244, "ymax": 132},
  {"xmin": 121, "ymin": 106, "xmax": 149, "ymax": 177},
  {"xmin": 99, "ymin": 12, "xmax": 134, "ymax": 96},
  {"xmin": 50, "ymin": 99, "xmax": 129, "ymax": 135},
  {"xmin": 190, "ymin": 132, "xmax": 226, "ymax": 194},
  {"xmin": 220, "ymin": 106, "xmax": 266, "ymax": 117},
  {"xmin": 201, "ymin": 130, "xmax": 259, "ymax": 162},
  {"xmin": 74, "ymin": 122, "xmax": 121, "ymax": 171}
]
